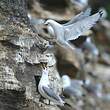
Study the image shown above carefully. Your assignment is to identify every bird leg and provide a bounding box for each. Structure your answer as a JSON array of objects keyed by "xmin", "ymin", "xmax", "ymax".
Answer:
[
  {"xmin": 40, "ymin": 62, "xmax": 48, "ymax": 69},
  {"xmin": 39, "ymin": 96, "xmax": 52, "ymax": 105}
]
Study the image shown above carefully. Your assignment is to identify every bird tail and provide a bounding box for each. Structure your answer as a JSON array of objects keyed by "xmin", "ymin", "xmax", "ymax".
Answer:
[{"xmin": 56, "ymin": 96, "xmax": 65, "ymax": 106}]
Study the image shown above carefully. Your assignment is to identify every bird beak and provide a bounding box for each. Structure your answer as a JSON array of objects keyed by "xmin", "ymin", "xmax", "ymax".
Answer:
[{"xmin": 44, "ymin": 21, "xmax": 48, "ymax": 25}]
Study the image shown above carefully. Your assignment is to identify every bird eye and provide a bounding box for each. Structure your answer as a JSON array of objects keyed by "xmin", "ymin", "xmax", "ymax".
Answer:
[
  {"xmin": 46, "ymin": 54, "xmax": 49, "ymax": 57},
  {"xmin": 45, "ymin": 23, "xmax": 48, "ymax": 26}
]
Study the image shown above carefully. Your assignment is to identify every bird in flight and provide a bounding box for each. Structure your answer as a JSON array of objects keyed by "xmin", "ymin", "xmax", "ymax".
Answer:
[{"xmin": 45, "ymin": 8, "xmax": 104, "ymax": 49}]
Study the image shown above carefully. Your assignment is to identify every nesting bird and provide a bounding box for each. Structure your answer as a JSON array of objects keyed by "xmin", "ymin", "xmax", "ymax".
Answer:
[
  {"xmin": 38, "ymin": 68, "xmax": 65, "ymax": 106},
  {"xmin": 83, "ymin": 79, "xmax": 102, "ymax": 97},
  {"xmin": 45, "ymin": 8, "xmax": 104, "ymax": 50},
  {"xmin": 62, "ymin": 75, "xmax": 84, "ymax": 99},
  {"xmin": 81, "ymin": 37, "xmax": 99, "ymax": 56},
  {"xmin": 101, "ymin": 93, "xmax": 110, "ymax": 101},
  {"xmin": 80, "ymin": 37, "xmax": 99, "ymax": 64}
]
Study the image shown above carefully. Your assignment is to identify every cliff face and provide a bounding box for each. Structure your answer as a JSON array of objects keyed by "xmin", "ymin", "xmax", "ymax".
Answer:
[{"xmin": 0, "ymin": 0, "xmax": 62, "ymax": 110}]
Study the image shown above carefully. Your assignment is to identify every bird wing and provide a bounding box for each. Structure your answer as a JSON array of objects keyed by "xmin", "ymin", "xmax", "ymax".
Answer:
[
  {"xmin": 42, "ymin": 86, "xmax": 61, "ymax": 101},
  {"xmin": 63, "ymin": 7, "xmax": 91, "ymax": 26},
  {"xmin": 64, "ymin": 86, "xmax": 82, "ymax": 97},
  {"xmin": 71, "ymin": 80, "xmax": 83, "ymax": 86},
  {"xmin": 64, "ymin": 10, "xmax": 104, "ymax": 41},
  {"xmin": 64, "ymin": 87, "xmax": 75, "ymax": 95}
]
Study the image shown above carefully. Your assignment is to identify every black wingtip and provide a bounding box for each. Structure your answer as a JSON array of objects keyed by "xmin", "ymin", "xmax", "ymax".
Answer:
[{"xmin": 99, "ymin": 10, "xmax": 104, "ymax": 18}]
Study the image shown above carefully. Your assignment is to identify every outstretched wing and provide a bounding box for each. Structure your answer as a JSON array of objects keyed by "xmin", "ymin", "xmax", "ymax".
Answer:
[
  {"xmin": 64, "ymin": 10, "xmax": 104, "ymax": 41},
  {"xmin": 63, "ymin": 7, "xmax": 91, "ymax": 26}
]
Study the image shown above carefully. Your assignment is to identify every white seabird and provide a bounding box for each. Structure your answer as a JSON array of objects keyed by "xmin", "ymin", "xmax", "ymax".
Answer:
[
  {"xmin": 45, "ymin": 9, "xmax": 104, "ymax": 49},
  {"xmin": 83, "ymin": 79, "xmax": 102, "ymax": 98},
  {"xmin": 38, "ymin": 68, "xmax": 65, "ymax": 106},
  {"xmin": 62, "ymin": 75, "xmax": 84, "ymax": 99},
  {"xmin": 81, "ymin": 37, "xmax": 99, "ymax": 56},
  {"xmin": 46, "ymin": 7, "xmax": 91, "ymax": 40}
]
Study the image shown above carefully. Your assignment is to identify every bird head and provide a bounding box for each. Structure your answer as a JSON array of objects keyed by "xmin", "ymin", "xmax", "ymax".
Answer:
[
  {"xmin": 45, "ymin": 19, "xmax": 56, "ymax": 25},
  {"xmin": 45, "ymin": 20, "xmax": 56, "ymax": 36},
  {"xmin": 45, "ymin": 19, "xmax": 63, "ymax": 38}
]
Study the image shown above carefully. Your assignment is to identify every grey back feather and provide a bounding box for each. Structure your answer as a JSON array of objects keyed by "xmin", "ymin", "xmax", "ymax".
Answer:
[
  {"xmin": 42, "ymin": 86, "xmax": 61, "ymax": 101},
  {"xmin": 63, "ymin": 7, "xmax": 91, "ymax": 26}
]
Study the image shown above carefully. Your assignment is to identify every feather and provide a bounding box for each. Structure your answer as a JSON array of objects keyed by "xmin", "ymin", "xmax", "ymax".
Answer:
[
  {"xmin": 64, "ymin": 10, "xmax": 104, "ymax": 41},
  {"xmin": 63, "ymin": 7, "xmax": 91, "ymax": 26}
]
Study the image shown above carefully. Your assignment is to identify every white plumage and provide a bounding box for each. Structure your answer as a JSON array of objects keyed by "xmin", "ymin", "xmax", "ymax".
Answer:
[
  {"xmin": 63, "ymin": 7, "xmax": 91, "ymax": 26},
  {"xmin": 62, "ymin": 75, "xmax": 84, "ymax": 99},
  {"xmin": 38, "ymin": 68, "xmax": 65, "ymax": 106},
  {"xmin": 45, "ymin": 8, "xmax": 104, "ymax": 49}
]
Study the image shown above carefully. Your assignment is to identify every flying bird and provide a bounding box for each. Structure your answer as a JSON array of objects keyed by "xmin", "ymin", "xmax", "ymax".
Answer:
[
  {"xmin": 45, "ymin": 7, "xmax": 91, "ymax": 40},
  {"xmin": 62, "ymin": 75, "xmax": 84, "ymax": 99},
  {"xmin": 45, "ymin": 9, "xmax": 104, "ymax": 49},
  {"xmin": 38, "ymin": 68, "xmax": 65, "ymax": 106}
]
